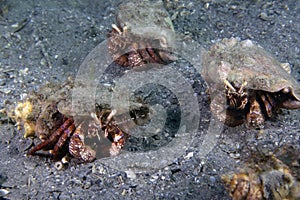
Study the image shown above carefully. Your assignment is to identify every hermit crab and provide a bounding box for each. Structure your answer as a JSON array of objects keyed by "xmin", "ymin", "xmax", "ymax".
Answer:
[
  {"xmin": 13, "ymin": 81, "xmax": 129, "ymax": 163},
  {"xmin": 202, "ymin": 38, "xmax": 300, "ymax": 127},
  {"xmin": 13, "ymin": 0, "xmax": 178, "ymax": 164},
  {"xmin": 26, "ymin": 102, "xmax": 129, "ymax": 163},
  {"xmin": 222, "ymin": 155, "xmax": 300, "ymax": 200},
  {"xmin": 26, "ymin": 107, "xmax": 96, "ymax": 163},
  {"xmin": 107, "ymin": 0, "xmax": 176, "ymax": 67}
]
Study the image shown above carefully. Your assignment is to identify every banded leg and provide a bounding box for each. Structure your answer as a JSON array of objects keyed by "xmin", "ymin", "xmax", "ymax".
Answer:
[
  {"xmin": 260, "ymin": 93, "xmax": 276, "ymax": 118},
  {"xmin": 27, "ymin": 118, "xmax": 74, "ymax": 156},
  {"xmin": 246, "ymin": 97, "xmax": 264, "ymax": 127},
  {"xmin": 51, "ymin": 122, "xmax": 76, "ymax": 159}
]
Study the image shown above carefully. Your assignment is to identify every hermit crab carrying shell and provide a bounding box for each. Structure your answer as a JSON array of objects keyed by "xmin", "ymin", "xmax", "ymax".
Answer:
[
  {"xmin": 222, "ymin": 156, "xmax": 300, "ymax": 200},
  {"xmin": 107, "ymin": 0, "xmax": 176, "ymax": 67},
  {"xmin": 12, "ymin": 81, "xmax": 129, "ymax": 164},
  {"xmin": 201, "ymin": 38, "xmax": 300, "ymax": 127}
]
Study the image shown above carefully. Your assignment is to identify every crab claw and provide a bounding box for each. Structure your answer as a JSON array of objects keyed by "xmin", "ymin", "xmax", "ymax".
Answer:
[
  {"xmin": 69, "ymin": 124, "xmax": 96, "ymax": 163},
  {"xmin": 281, "ymin": 99, "xmax": 300, "ymax": 109}
]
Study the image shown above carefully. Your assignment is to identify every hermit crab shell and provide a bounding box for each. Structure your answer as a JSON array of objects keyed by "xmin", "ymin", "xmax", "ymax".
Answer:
[
  {"xmin": 115, "ymin": 0, "xmax": 175, "ymax": 45},
  {"xmin": 201, "ymin": 38, "xmax": 300, "ymax": 101},
  {"xmin": 17, "ymin": 80, "xmax": 75, "ymax": 139}
]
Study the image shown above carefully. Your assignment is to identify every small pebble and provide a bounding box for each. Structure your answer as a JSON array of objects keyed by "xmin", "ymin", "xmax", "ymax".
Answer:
[
  {"xmin": 0, "ymin": 188, "xmax": 10, "ymax": 196},
  {"xmin": 258, "ymin": 12, "xmax": 270, "ymax": 21},
  {"xmin": 184, "ymin": 152, "xmax": 194, "ymax": 159},
  {"xmin": 150, "ymin": 175, "xmax": 159, "ymax": 182},
  {"xmin": 209, "ymin": 176, "xmax": 216, "ymax": 184},
  {"xmin": 229, "ymin": 153, "xmax": 240, "ymax": 159},
  {"xmin": 125, "ymin": 170, "xmax": 136, "ymax": 180}
]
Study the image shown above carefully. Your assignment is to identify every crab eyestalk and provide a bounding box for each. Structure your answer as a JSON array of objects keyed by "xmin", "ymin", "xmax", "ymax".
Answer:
[{"xmin": 224, "ymin": 80, "xmax": 248, "ymax": 110}]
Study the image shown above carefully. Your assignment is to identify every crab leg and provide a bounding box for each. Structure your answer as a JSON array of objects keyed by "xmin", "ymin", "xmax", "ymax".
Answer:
[
  {"xmin": 137, "ymin": 45, "xmax": 160, "ymax": 65},
  {"xmin": 281, "ymin": 99, "xmax": 300, "ymax": 109},
  {"xmin": 105, "ymin": 123, "xmax": 129, "ymax": 148},
  {"xmin": 238, "ymin": 81, "xmax": 247, "ymax": 93},
  {"xmin": 260, "ymin": 94, "xmax": 274, "ymax": 118},
  {"xmin": 105, "ymin": 123, "xmax": 129, "ymax": 157},
  {"xmin": 27, "ymin": 118, "xmax": 74, "ymax": 156},
  {"xmin": 146, "ymin": 46, "xmax": 164, "ymax": 64},
  {"xmin": 51, "ymin": 122, "xmax": 76, "ymax": 159},
  {"xmin": 111, "ymin": 24, "xmax": 122, "ymax": 34},
  {"xmin": 246, "ymin": 96, "xmax": 264, "ymax": 127}
]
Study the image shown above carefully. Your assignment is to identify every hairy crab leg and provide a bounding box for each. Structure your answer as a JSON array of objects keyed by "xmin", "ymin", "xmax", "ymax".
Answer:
[
  {"xmin": 260, "ymin": 94, "xmax": 273, "ymax": 118},
  {"xmin": 27, "ymin": 118, "xmax": 74, "ymax": 156},
  {"xmin": 105, "ymin": 122, "xmax": 129, "ymax": 148},
  {"xmin": 246, "ymin": 96, "xmax": 264, "ymax": 127},
  {"xmin": 51, "ymin": 122, "xmax": 76, "ymax": 159}
]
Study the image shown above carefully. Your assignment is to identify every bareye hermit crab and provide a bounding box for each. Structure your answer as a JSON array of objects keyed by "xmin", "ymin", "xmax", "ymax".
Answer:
[
  {"xmin": 222, "ymin": 156, "xmax": 300, "ymax": 200},
  {"xmin": 107, "ymin": 0, "xmax": 176, "ymax": 67},
  {"xmin": 13, "ymin": 0, "xmax": 176, "ymax": 165},
  {"xmin": 26, "ymin": 102, "xmax": 129, "ymax": 163},
  {"xmin": 12, "ymin": 81, "xmax": 129, "ymax": 164},
  {"xmin": 202, "ymin": 38, "xmax": 300, "ymax": 127}
]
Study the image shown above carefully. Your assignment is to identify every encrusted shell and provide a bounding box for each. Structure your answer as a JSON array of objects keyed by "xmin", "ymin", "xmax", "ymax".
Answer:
[
  {"xmin": 202, "ymin": 38, "xmax": 300, "ymax": 100},
  {"xmin": 115, "ymin": 0, "xmax": 175, "ymax": 44},
  {"xmin": 222, "ymin": 156, "xmax": 299, "ymax": 200},
  {"xmin": 12, "ymin": 80, "xmax": 75, "ymax": 139}
]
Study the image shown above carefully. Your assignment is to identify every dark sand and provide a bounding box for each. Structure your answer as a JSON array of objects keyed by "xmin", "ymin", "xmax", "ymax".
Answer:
[{"xmin": 0, "ymin": 0, "xmax": 299, "ymax": 199}]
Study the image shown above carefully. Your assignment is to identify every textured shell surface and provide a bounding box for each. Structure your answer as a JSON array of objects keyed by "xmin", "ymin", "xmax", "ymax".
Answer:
[
  {"xmin": 202, "ymin": 38, "xmax": 300, "ymax": 100},
  {"xmin": 115, "ymin": 0, "xmax": 175, "ymax": 48},
  {"xmin": 222, "ymin": 156, "xmax": 299, "ymax": 200}
]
